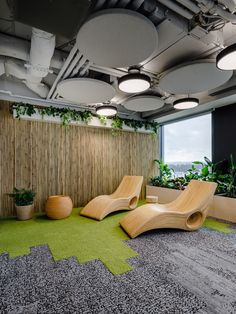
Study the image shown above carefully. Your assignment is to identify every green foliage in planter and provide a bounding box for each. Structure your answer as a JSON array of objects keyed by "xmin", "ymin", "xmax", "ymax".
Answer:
[
  {"xmin": 14, "ymin": 104, "xmax": 36, "ymax": 118},
  {"xmin": 150, "ymin": 160, "xmax": 176, "ymax": 189},
  {"xmin": 150, "ymin": 155, "xmax": 236, "ymax": 198},
  {"xmin": 12, "ymin": 103, "xmax": 158, "ymax": 135},
  {"xmin": 98, "ymin": 115, "xmax": 107, "ymax": 126},
  {"xmin": 111, "ymin": 116, "xmax": 123, "ymax": 135},
  {"xmin": 223, "ymin": 154, "xmax": 236, "ymax": 198},
  {"xmin": 144, "ymin": 121, "xmax": 159, "ymax": 134},
  {"xmin": 41, "ymin": 106, "xmax": 93, "ymax": 126},
  {"xmin": 8, "ymin": 188, "xmax": 36, "ymax": 206}
]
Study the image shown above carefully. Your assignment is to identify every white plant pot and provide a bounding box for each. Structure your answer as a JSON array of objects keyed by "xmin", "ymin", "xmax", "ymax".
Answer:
[{"xmin": 15, "ymin": 204, "xmax": 34, "ymax": 221}]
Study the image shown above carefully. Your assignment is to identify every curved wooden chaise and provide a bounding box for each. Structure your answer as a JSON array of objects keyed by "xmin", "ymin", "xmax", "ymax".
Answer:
[
  {"xmin": 120, "ymin": 180, "xmax": 217, "ymax": 238},
  {"xmin": 80, "ymin": 176, "xmax": 143, "ymax": 220}
]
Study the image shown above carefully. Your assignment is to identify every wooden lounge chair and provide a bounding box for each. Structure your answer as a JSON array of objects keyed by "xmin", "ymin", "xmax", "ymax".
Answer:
[
  {"xmin": 120, "ymin": 180, "xmax": 217, "ymax": 238},
  {"xmin": 80, "ymin": 175, "xmax": 143, "ymax": 220}
]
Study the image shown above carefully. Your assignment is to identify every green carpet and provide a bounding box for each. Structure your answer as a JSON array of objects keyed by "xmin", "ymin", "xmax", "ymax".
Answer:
[
  {"xmin": 0, "ymin": 208, "xmax": 138, "ymax": 275},
  {"xmin": 0, "ymin": 203, "xmax": 235, "ymax": 275},
  {"xmin": 203, "ymin": 218, "xmax": 235, "ymax": 233}
]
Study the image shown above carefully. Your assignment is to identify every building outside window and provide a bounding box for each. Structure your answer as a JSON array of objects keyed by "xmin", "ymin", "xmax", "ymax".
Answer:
[{"xmin": 162, "ymin": 113, "xmax": 212, "ymax": 177}]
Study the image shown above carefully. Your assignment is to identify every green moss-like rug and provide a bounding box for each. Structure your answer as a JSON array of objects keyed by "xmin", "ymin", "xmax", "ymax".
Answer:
[
  {"xmin": 203, "ymin": 218, "xmax": 235, "ymax": 233},
  {"xmin": 0, "ymin": 208, "xmax": 138, "ymax": 275},
  {"xmin": 0, "ymin": 204, "xmax": 235, "ymax": 275}
]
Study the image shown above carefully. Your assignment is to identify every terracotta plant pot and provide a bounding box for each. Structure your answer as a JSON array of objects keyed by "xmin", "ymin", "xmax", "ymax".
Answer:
[
  {"xmin": 45, "ymin": 195, "xmax": 73, "ymax": 219},
  {"xmin": 16, "ymin": 204, "xmax": 34, "ymax": 220}
]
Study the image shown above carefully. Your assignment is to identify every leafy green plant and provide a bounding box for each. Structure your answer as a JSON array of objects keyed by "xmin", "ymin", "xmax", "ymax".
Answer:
[
  {"xmin": 150, "ymin": 156, "xmax": 236, "ymax": 198},
  {"xmin": 185, "ymin": 157, "xmax": 231, "ymax": 195},
  {"xmin": 150, "ymin": 160, "xmax": 178, "ymax": 189},
  {"xmin": 98, "ymin": 115, "xmax": 107, "ymax": 126},
  {"xmin": 111, "ymin": 116, "xmax": 123, "ymax": 136},
  {"xmin": 59, "ymin": 108, "xmax": 74, "ymax": 126},
  {"xmin": 224, "ymin": 154, "xmax": 236, "ymax": 198},
  {"xmin": 14, "ymin": 104, "xmax": 36, "ymax": 118},
  {"xmin": 144, "ymin": 121, "xmax": 159, "ymax": 134},
  {"xmin": 80, "ymin": 111, "xmax": 93, "ymax": 124},
  {"xmin": 8, "ymin": 188, "xmax": 36, "ymax": 206},
  {"xmin": 123, "ymin": 119, "xmax": 143, "ymax": 132},
  {"xmin": 12, "ymin": 103, "xmax": 158, "ymax": 134}
]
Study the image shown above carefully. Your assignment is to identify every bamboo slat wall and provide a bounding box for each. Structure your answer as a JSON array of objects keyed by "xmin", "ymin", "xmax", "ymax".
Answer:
[{"xmin": 0, "ymin": 101, "xmax": 159, "ymax": 217}]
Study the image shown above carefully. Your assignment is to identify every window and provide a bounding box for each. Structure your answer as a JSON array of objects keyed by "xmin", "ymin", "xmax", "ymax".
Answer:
[{"xmin": 162, "ymin": 114, "xmax": 212, "ymax": 176}]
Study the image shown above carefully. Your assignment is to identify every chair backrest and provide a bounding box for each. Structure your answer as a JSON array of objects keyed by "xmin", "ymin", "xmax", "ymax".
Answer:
[
  {"xmin": 167, "ymin": 180, "xmax": 217, "ymax": 213},
  {"xmin": 112, "ymin": 176, "xmax": 144, "ymax": 198}
]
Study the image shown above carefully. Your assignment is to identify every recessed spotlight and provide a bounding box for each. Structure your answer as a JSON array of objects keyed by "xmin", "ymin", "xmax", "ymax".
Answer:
[
  {"xmin": 118, "ymin": 68, "xmax": 151, "ymax": 93},
  {"xmin": 216, "ymin": 44, "xmax": 236, "ymax": 70},
  {"xmin": 173, "ymin": 98, "xmax": 199, "ymax": 110},
  {"xmin": 96, "ymin": 105, "xmax": 117, "ymax": 117}
]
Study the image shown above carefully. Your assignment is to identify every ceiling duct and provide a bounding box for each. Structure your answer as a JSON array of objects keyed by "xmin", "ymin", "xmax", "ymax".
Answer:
[
  {"xmin": 196, "ymin": 0, "xmax": 236, "ymax": 22},
  {"xmin": 157, "ymin": 0, "xmax": 194, "ymax": 19},
  {"xmin": 0, "ymin": 28, "xmax": 56, "ymax": 98},
  {"xmin": 218, "ymin": 0, "xmax": 236, "ymax": 12},
  {"xmin": 0, "ymin": 33, "xmax": 65, "ymax": 70},
  {"xmin": 91, "ymin": 0, "xmax": 190, "ymax": 30},
  {"xmin": 175, "ymin": 0, "xmax": 201, "ymax": 14}
]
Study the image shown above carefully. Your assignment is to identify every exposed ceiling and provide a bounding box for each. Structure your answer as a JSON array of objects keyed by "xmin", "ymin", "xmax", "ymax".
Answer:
[{"xmin": 1, "ymin": 0, "xmax": 236, "ymax": 122}]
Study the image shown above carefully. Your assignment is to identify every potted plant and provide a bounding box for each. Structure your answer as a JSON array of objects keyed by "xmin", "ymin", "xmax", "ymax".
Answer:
[{"xmin": 8, "ymin": 187, "xmax": 36, "ymax": 220}]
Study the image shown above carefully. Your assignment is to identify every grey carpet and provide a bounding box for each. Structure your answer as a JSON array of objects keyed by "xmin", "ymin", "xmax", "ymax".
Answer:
[{"xmin": 1, "ymin": 228, "xmax": 236, "ymax": 314}]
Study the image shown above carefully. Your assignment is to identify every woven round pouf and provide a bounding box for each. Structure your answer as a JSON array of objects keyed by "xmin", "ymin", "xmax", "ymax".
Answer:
[
  {"xmin": 45, "ymin": 195, "xmax": 73, "ymax": 219},
  {"xmin": 146, "ymin": 195, "xmax": 158, "ymax": 203}
]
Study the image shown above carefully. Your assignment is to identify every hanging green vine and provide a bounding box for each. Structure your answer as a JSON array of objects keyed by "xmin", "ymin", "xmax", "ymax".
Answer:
[
  {"xmin": 14, "ymin": 104, "xmax": 36, "ymax": 118},
  {"xmin": 12, "ymin": 103, "xmax": 159, "ymax": 134},
  {"xmin": 98, "ymin": 115, "xmax": 107, "ymax": 126}
]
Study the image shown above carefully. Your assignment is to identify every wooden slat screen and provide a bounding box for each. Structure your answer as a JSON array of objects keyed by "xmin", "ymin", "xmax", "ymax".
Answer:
[{"xmin": 0, "ymin": 101, "xmax": 158, "ymax": 217}]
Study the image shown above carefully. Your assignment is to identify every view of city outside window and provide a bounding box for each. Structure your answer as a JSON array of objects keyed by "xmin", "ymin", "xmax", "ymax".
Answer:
[{"xmin": 162, "ymin": 114, "xmax": 212, "ymax": 177}]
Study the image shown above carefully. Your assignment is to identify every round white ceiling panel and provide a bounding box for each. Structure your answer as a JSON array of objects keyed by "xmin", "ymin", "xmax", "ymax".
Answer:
[
  {"xmin": 123, "ymin": 95, "xmax": 164, "ymax": 112},
  {"xmin": 57, "ymin": 78, "xmax": 116, "ymax": 104},
  {"xmin": 76, "ymin": 9, "xmax": 158, "ymax": 67},
  {"xmin": 159, "ymin": 61, "xmax": 233, "ymax": 94}
]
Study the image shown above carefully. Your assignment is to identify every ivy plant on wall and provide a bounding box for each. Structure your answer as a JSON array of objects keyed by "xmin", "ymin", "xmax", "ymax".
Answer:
[{"xmin": 12, "ymin": 103, "xmax": 159, "ymax": 134}]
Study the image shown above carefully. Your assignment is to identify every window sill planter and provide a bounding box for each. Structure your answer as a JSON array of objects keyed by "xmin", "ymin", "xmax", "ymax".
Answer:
[
  {"xmin": 146, "ymin": 185, "xmax": 182, "ymax": 204},
  {"xmin": 146, "ymin": 185, "xmax": 236, "ymax": 223},
  {"xmin": 209, "ymin": 195, "xmax": 236, "ymax": 223}
]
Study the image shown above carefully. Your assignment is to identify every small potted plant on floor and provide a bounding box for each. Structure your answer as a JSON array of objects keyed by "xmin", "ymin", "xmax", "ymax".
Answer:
[{"xmin": 8, "ymin": 188, "xmax": 36, "ymax": 220}]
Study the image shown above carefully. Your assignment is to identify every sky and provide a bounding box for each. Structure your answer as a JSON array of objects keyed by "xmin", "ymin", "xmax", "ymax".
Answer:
[{"xmin": 163, "ymin": 113, "xmax": 212, "ymax": 163}]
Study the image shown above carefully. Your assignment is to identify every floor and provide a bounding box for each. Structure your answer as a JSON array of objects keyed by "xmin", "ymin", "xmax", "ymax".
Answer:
[{"xmin": 1, "ymin": 216, "xmax": 236, "ymax": 314}]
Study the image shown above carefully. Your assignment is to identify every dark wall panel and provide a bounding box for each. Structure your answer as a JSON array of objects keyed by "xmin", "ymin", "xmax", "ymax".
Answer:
[{"xmin": 212, "ymin": 104, "xmax": 236, "ymax": 163}]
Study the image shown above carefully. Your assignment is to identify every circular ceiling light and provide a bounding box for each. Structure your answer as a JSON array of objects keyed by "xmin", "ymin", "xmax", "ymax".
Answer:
[
  {"xmin": 173, "ymin": 98, "xmax": 199, "ymax": 110},
  {"xmin": 118, "ymin": 68, "xmax": 151, "ymax": 93},
  {"xmin": 159, "ymin": 61, "xmax": 233, "ymax": 94},
  {"xmin": 216, "ymin": 44, "xmax": 236, "ymax": 70},
  {"xmin": 57, "ymin": 78, "xmax": 115, "ymax": 104},
  {"xmin": 76, "ymin": 9, "xmax": 158, "ymax": 67},
  {"xmin": 96, "ymin": 105, "xmax": 117, "ymax": 117},
  {"xmin": 123, "ymin": 95, "xmax": 164, "ymax": 112}
]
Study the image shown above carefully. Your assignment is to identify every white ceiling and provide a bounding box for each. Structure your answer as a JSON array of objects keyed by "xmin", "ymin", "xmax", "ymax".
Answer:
[{"xmin": 1, "ymin": 0, "xmax": 236, "ymax": 122}]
